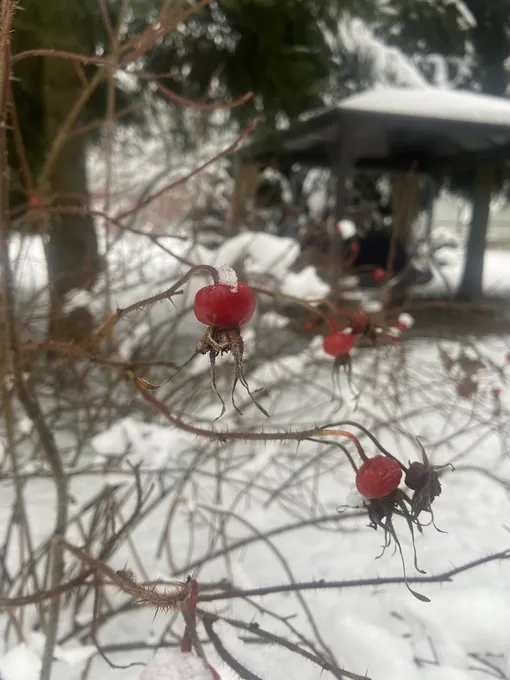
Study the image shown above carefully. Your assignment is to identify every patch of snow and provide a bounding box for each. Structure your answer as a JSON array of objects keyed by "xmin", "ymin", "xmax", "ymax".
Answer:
[
  {"xmin": 0, "ymin": 644, "xmax": 41, "ymax": 680},
  {"xmin": 140, "ymin": 649, "xmax": 213, "ymax": 680},
  {"xmin": 420, "ymin": 669, "xmax": 473, "ymax": 680},
  {"xmin": 280, "ymin": 266, "xmax": 330, "ymax": 299},
  {"xmin": 446, "ymin": 0, "xmax": 477, "ymax": 28},
  {"xmin": 217, "ymin": 265, "xmax": 238, "ymax": 291},
  {"xmin": 335, "ymin": 219, "xmax": 357, "ymax": 239},
  {"xmin": 212, "ymin": 233, "xmax": 300, "ymax": 283},
  {"xmin": 90, "ymin": 417, "xmax": 195, "ymax": 467},
  {"xmin": 259, "ymin": 311, "xmax": 288, "ymax": 329},
  {"xmin": 331, "ymin": 17, "xmax": 429, "ymax": 89},
  {"xmin": 28, "ymin": 632, "xmax": 96, "ymax": 667},
  {"xmin": 334, "ymin": 614, "xmax": 422, "ymax": 680},
  {"xmin": 398, "ymin": 312, "xmax": 415, "ymax": 329},
  {"xmin": 403, "ymin": 587, "xmax": 510, "ymax": 659},
  {"xmin": 361, "ymin": 298, "xmax": 384, "ymax": 313},
  {"xmin": 340, "ymin": 275, "xmax": 360, "ymax": 290}
]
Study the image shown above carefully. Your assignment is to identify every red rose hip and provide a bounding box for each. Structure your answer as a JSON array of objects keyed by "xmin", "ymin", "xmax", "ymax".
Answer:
[
  {"xmin": 323, "ymin": 331, "xmax": 356, "ymax": 357},
  {"xmin": 350, "ymin": 310, "xmax": 370, "ymax": 334},
  {"xmin": 355, "ymin": 455, "xmax": 402, "ymax": 499},
  {"xmin": 194, "ymin": 282, "xmax": 256, "ymax": 329}
]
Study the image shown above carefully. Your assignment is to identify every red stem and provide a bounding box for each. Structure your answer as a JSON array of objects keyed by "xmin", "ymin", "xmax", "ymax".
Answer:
[{"xmin": 180, "ymin": 578, "xmax": 199, "ymax": 653}]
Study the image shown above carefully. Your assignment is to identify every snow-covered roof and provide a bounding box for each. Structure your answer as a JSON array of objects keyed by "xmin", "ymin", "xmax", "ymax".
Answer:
[
  {"xmin": 236, "ymin": 87, "xmax": 510, "ymax": 173},
  {"xmin": 338, "ymin": 88, "xmax": 510, "ymax": 127}
]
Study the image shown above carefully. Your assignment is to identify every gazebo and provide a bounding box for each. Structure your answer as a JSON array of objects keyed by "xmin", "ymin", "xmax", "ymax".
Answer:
[{"xmin": 230, "ymin": 87, "xmax": 510, "ymax": 300}]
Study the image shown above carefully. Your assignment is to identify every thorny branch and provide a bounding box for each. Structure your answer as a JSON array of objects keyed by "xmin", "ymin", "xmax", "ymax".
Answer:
[
  {"xmin": 0, "ymin": 3, "xmax": 68, "ymax": 678},
  {"xmin": 2, "ymin": 548, "xmax": 508, "ymax": 610},
  {"xmin": 198, "ymin": 549, "xmax": 510, "ymax": 601}
]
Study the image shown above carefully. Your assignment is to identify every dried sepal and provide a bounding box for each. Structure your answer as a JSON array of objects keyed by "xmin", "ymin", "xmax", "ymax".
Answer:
[
  {"xmin": 331, "ymin": 354, "xmax": 360, "ymax": 400},
  {"xmin": 196, "ymin": 326, "xmax": 269, "ymax": 419},
  {"xmin": 130, "ymin": 324, "xmax": 269, "ymax": 419},
  {"xmin": 363, "ymin": 494, "xmax": 430, "ymax": 602},
  {"xmin": 405, "ymin": 439, "xmax": 453, "ymax": 528}
]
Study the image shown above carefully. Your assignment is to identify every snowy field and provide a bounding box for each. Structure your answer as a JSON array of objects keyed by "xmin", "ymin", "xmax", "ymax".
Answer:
[{"xmin": 2, "ymin": 137, "xmax": 510, "ymax": 680}]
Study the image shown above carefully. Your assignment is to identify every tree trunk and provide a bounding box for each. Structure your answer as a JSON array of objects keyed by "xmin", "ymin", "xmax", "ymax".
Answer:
[
  {"xmin": 42, "ymin": 53, "xmax": 101, "ymax": 338},
  {"xmin": 227, "ymin": 159, "xmax": 260, "ymax": 233},
  {"xmin": 456, "ymin": 164, "xmax": 494, "ymax": 302}
]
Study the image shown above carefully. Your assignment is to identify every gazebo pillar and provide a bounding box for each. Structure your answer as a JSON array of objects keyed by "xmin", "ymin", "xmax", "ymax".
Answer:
[
  {"xmin": 424, "ymin": 176, "xmax": 438, "ymax": 241},
  {"xmin": 389, "ymin": 171, "xmax": 420, "ymax": 268},
  {"xmin": 457, "ymin": 163, "xmax": 495, "ymax": 301},
  {"xmin": 329, "ymin": 129, "xmax": 356, "ymax": 292},
  {"xmin": 227, "ymin": 157, "xmax": 260, "ymax": 234},
  {"xmin": 334, "ymin": 129, "xmax": 356, "ymax": 220}
]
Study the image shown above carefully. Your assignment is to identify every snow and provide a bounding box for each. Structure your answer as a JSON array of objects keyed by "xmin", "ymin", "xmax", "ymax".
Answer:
[
  {"xmin": 335, "ymin": 219, "xmax": 357, "ymax": 239},
  {"xmin": 324, "ymin": 14, "xmax": 472, "ymax": 96},
  {"xmin": 398, "ymin": 312, "xmax": 415, "ymax": 329},
  {"xmin": 217, "ymin": 265, "xmax": 238, "ymax": 291},
  {"xmin": 209, "ymin": 232, "xmax": 299, "ymax": 284},
  {"xmin": 403, "ymin": 587, "xmax": 510, "ymax": 658},
  {"xmin": 360, "ymin": 298, "xmax": 383, "ymax": 313},
  {"xmin": 334, "ymin": 17, "xmax": 430, "ymax": 90},
  {"xmin": 0, "ymin": 634, "xmax": 95, "ymax": 680},
  {"xmin": 334, "ymin": 614, "xmax": 422, "ymax": 680},
  {"xmin": 280, "ymin": 265, "xmax": 330, "ymax": 299},
  {"xmin": 0, "ymin": 644, "xmax": 41, "ymax": 680},
  {"xmin": 339, "ymin": 87, "xmax": 510, "ymax": 127},
  {"xmin": 90, "ymin": 416, "xmax": 195, "ymax": 468},
  {"xmin": 446, "ymin": 0, "xmax": 477, "ymax": 28},
  {"xmin": 140, "ymin": 650, "xmax": 214, "ymax": 680},
  {"xmin": 387, "ymin": 325, "xmax": 402, "ymax": 339}
]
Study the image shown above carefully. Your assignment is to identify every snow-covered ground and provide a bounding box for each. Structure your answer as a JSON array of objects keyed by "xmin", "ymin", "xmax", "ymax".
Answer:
[{"xmin": 2, "ymin": 135, "xmax": 510, "ymax": 680}]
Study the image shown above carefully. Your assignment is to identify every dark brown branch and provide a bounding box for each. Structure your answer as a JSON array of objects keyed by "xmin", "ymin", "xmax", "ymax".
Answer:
[
  {"xmin": 198, "ymin": 549, "xmax": 510, "ymax": 602},
  {"xmin": 203, "ymin": 613, "xmax": 370, "ymax": 680},
  {"xmin": 202, "ymin": 617, "xmax": 262, "ymax": 680}
]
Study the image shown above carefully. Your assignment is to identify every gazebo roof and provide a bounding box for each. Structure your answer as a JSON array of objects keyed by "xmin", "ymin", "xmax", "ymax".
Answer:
[{"xmin": 235, "ymin": 87, "xmax": 510, "ymax": 173}]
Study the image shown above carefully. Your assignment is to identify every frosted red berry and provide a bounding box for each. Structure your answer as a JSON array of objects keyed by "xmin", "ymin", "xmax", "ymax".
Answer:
[
  {"xmin": 194, "ymin": 282, "xmax": 256, "ymax": 329},
  {"xmin": 373, "ymin": 268, "xmax": 386, "ymax": 282},
  {"xmin": 355, "ymin": 455, "xmax": 402, "ymax": 499},
  {"xmin": 350, "ymin": 310, "xmax": 370, "ymax": 334},
  {"xmin": 492, "ymin": 387, "xmax": 501, "ymax": 398},
  {"xmin": 323, "ymin": 331, "xmax": 356, "ymax": 357}
]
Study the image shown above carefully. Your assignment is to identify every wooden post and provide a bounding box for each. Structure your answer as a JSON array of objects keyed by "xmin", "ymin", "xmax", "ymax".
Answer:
[
  {"xmin": 330, "ymin": 129, "xmax": 355, "ymax": 291},
  {"xmin": 227, "ymin": 158, "xmax": 260, "ymax": 234},
  {"xmin": 456, "ymin": 164, "xmax": 495, "ymax": 301},
  {"xmin": 391, "ymin": 172, "xmax": 420, "ymax": 243},
  {"xmin": 424, "ymin": 176, "xmax": 437, "ymax": 241},
  {"xmin": 334, "ymin": 132, "xmax": 355, "ymax": 221}
]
